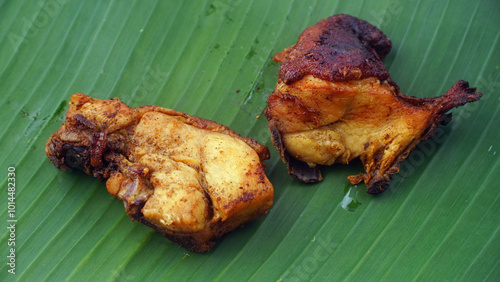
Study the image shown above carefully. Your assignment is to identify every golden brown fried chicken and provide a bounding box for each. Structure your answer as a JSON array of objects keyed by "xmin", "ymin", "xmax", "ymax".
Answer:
[
  {"xmin": 265, "ymin": 14, "xmax": 482, "ymax": 194},
  {"xmin": 46, "ymin": 94, "xmax": 273, "ymax": 252}
]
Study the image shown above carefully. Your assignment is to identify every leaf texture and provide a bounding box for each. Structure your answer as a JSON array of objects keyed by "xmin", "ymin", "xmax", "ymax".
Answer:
[{"xmin": 1, "ymin": 0, "xmax": 499, "ymax": 280}]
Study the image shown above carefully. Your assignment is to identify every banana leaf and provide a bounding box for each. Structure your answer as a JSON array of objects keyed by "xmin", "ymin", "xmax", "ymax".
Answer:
[{"xmin": 1, "ymin": 0, "xmax": 499, "ymax": 280}]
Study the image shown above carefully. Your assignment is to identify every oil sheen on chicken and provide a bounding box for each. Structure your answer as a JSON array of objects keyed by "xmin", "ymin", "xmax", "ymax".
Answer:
[
  {"xmin": 46, "ymin": 94, "xmax": 273, "ymax": 252},
  {"xmin": 265, "ymin": 14, "xmax": 482, "ymax": 194}
]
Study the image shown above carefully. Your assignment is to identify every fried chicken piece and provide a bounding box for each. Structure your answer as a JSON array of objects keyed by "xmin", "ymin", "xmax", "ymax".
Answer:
[
  {"xmin": 265, "ymin": 14, "xmax": 482, "ymax": 194},
  {"xmin": 46, "ymin": 94, "xmax": 273, "ymax": 252}
]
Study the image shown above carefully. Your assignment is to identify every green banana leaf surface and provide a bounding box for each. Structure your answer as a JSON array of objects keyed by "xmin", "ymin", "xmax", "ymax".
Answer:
[{"xmin": 1, "ymin": 0, "xmax": 499, "ymax": 280}]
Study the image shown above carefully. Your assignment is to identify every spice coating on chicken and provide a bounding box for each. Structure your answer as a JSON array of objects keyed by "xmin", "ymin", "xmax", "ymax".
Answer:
[
  {"xmin": 265, "ymin": 14, "xmax": 482, "ymax": 194},
  {"xmin": 46, "ymin": 94, "xmax": 273, "ymax": 252}
]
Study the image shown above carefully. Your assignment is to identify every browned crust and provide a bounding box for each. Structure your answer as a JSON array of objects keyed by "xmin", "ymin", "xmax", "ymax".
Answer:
[{"xmin": 275, "ymin": 14, "xmax": 392, "ymax": 85}]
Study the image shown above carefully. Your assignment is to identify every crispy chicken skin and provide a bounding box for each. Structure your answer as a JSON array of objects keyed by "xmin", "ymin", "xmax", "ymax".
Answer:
[
  {"xmin": 46, "ymin": 94, "xmax": 273, "ymax": 252},
  {"xmin": 265, "ymin": 14, "xmax": 482, "ymax": 194}
]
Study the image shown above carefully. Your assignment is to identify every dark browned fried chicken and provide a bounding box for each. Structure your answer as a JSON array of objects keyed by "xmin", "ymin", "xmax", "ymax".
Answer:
[
  {"xmin": 46, "ymin": 94, "xmax": 273, "ymax": 252},
  {"xmin": 265, "ymin": 14, "xmax": 482, "ymax": 194}
]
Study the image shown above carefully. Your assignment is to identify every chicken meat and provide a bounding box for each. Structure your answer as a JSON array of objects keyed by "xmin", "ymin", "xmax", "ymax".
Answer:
[
  {"xmin": 46, "ymin": 94, "xmax": 274, "ymax": 252},
  {"xmin": 265, "ymin": 14, "xmax": 482, "ymax": 194}
]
